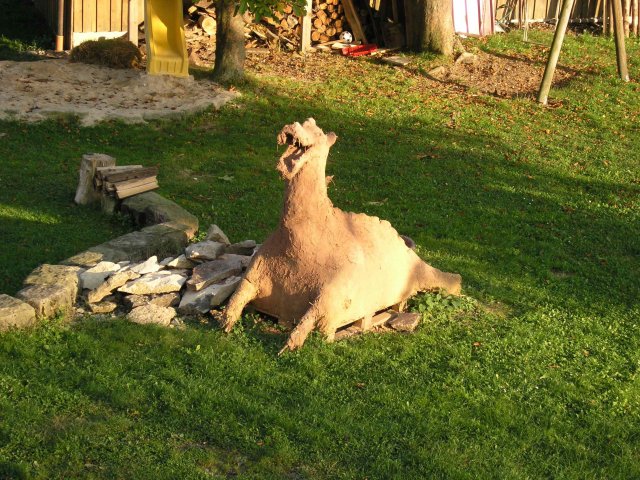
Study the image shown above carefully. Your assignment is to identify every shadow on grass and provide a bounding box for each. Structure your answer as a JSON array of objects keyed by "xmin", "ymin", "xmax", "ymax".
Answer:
[
  {"xmin": 0, "ymin": 0, "xmax": 52, "ymax": 61},
  {"xmin": 1, "ymin": 73, "xmax": 638, "ymax": 314}
]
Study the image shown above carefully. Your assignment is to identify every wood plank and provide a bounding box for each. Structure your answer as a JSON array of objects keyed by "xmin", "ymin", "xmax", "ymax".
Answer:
[
  {"xmin": 110, "ymin": 175, "xmax": 157, "ymax": 190},
  {"xmin": 115, "ymin": 179, "xmax": 159, "ymax": 199},
  {"xmin": 103, "ymin": 166, "xmax": 158, "ymax": 183},
  {"xmin": 74, "ymin": 0, "xmax": 84, "ymax": 34},
  {"xmin": 127, "ymin": 0, "xmax": 138, "ymax": 44},
  {"xmin": 111, "ymin": 0, "xmax": 122, "ymax": 31},
  {"xmin": 341, "ymin": 0, "xmax": 367, "ymax": 42},
  {"xmin": 97, "ymin": 0, "xmax": 110, "ymax": 31},
  {"xmin": 83, "ymin": 0, "xmax": 96, "ymax": 32},
  {"xmin": 121, "ymin": 0, "xmax": 128, "ymax": 31}
]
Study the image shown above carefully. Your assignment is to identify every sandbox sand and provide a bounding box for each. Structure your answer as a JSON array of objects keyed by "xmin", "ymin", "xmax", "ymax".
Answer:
[{"xmin": 0, "ymin": 59, "xmax": 236, "ymax": 126}]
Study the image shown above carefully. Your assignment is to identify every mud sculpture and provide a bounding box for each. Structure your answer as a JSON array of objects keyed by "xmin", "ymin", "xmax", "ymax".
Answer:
[{"xmin": 221, "ymin": 119, "xmax": 462, "ymax": 352}]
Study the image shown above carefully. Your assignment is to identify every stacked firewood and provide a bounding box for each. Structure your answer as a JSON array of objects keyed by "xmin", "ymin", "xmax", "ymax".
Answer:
[
  {"xmin": 311, "ymin": 0, "xmax": 348, "ymax": 42},
  {"xmin": 95, "ymin": 166, "xmax": 159, "ymax": 200},
  {"xmin": 182, "ymin": 0, "xmax": 353, "ymax": 56}
]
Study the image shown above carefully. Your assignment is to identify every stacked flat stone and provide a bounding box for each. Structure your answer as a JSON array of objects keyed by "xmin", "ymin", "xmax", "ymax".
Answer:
[{"xmin": 76, "ymin": 224, "xmax": 258, "ymax": 325}]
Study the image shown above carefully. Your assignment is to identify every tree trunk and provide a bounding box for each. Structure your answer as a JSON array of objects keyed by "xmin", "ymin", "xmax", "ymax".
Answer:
[
  {"xmin": 212, "ymin": 0, "xmax": 245, "ymax": 83},
  {"xmin": 404, "ymin": 0, "xmax": 453, "ymax": 55}
]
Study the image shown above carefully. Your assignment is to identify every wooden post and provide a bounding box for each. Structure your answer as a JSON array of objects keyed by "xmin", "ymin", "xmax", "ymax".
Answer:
[
  {"xmin": 128, "ymin": 0, "xmax": 138, "ymax": 45},
  {"xmin": 537, "ymin": 0, "xmax": 576, "ymax": 104},
  {"xmin": 301, "ymin": 0, "xmax": 313, "ymax": 52},
  {"xmin": 611, "ymin": 0, "xmax": 630, "ymax": 80},
  {"xmin": 55, "ymin": 0, "xmax": 64, "ymax": 51}
]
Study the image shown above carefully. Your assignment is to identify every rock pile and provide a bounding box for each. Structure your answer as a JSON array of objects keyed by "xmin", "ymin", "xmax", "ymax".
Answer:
[{"xmin": 76, "ymin": 224, "xmax": 258, "ymax": 326}]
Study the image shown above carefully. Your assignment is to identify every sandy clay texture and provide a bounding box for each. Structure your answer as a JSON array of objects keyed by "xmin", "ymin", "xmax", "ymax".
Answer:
[{"xmin": 0, "ymin": 59, "xmax": 236, "ymax": 126}]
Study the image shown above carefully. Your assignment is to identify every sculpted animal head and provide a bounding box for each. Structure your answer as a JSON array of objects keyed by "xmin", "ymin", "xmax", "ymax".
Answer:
[{"xmin": 276, "ymin": 118, "xmax": 337, "ymax": 180}]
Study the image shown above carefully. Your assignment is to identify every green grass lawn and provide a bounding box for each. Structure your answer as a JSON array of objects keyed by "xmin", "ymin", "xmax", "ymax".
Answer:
[{"xmin": 1, "ymin": 11, "xmax": 640, "ymax": 479}]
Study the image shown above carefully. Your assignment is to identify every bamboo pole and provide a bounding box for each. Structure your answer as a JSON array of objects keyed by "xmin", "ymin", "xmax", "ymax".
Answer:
[
  {"xmin": 611, "ymin": 0, "xmax": 630, "ymax": 80},
  {"xmin": 537, "ymin": 0, "xmax": 576, "ymax": 104},
  {"xmin": 632, "ymin": 0, "xmax": 638, "ymax": 35},
  {"xmin": 603, "ymin": 0, "xmax": 609, "ymax": 34},
  {"xmin": 608, "ymin": 0, "xmax": 613, "ymax": 34}
]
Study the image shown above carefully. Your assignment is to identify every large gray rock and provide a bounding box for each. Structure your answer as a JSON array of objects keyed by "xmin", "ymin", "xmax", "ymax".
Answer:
[
  {"xmin": 69, "ymin": 223, "xmax": 190, "ymax": 265},
  {"xmin": 179, "ymin": 276, "xmax": 241, "ymax": 313},
  {"xmin": 62, "ymin": 223, "xmax": 190, "ymax": 268},
  {"xmin": 80, "ymin": 261, "xmax": 121, "ymax": 290},
  {"xmin": 205, "ymin": 224, "xmax": 230, "ymax": 245},
  {"xmin": 128, "ymin": 304, "xmax": 176, "ymax": 326},
  {"xmin": 86, "ymin": 269, "xmax": 141, "ymax": 303},
  {"xmin": 16, "ymin": 284, "xmax": 75, "ymax": 318},
  {"xmin": 120, "ymin": 192, "xmax": 198, "ymax": 239},
  {"xmin": 61, "ymin": 250, "xmax": 106, "ymax": 268},
  {"xmin": 0, "ymin": 294, "xmax": 37, "ymax": 330},
  {"xmin": 118, "ymin": 271, "xmax": 187, "ymax": 295},
  {"xmin": 23, "ymin": 264, "xmax": 83, "ymax": 299},
  {"xmin": 185, "ymin": 241, "xmax": 226, "ymax": 261},
  {"xmin": 186, "ymin": 254, "xmax": 248, "ymax": 291},
  {"xmin": 74, "ymin": 153, "xmax": 116, "ymax": 205}
]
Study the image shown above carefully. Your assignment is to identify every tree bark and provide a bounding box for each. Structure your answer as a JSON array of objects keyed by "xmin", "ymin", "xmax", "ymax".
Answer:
[
  {"xmin": 212, "ymin": 0, "xmax": 246, "ymax": 83},
  {"xmin": 405, "ymin": 0, "xmax": 453, "ymax": 55}
]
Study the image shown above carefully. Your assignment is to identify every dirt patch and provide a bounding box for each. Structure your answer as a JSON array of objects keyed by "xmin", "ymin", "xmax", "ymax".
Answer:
[
  {"xmin": 244, "ymin": 49, "xmax": 578, "ymax": 99},
  {"xmin": 430, "ymin": 51, "xmax": 578, "ymax": 98},
  {"xmin": 0, "ymin": 58, "xmax": 236, "ymax": 126}
]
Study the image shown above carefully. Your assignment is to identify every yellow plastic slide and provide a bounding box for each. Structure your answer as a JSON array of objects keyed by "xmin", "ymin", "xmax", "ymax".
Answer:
[{"xmin": 144, "ymin": 0, "xmax": 189, "ymax": 77}]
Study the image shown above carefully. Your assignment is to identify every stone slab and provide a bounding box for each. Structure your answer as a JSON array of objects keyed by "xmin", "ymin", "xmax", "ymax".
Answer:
[
  {"xmin": 0, "ymin": 294, "xmax": 37, "ymax": 330},
  {"xmin": 205, "ymin": 224, "xmax": 230, "ymax": 245},
  {"xmin": 185, "ymin": 241, "xmax": 226, "ymax": 261},
  {"xmin": 164, "ymin": 254, "xmax": 196, "ymax": 269},
  {"xmin": 16, "ymin": 284, "xmax": 75, "ymax": 318},
  {"xmin": 178, "ymin": 276, "xmax": 240, "ymax": 314},
  {"xmin": 224, "ymin": 240, "xmax": 257, "ymax": 256},
  {"xmin": 79, "ymin": 223, "xmax": 189, "ymax": 264},
  {"xmin": 129, "ymin": 256, "xmax": 163, "ymax": 274},
  {"xmin": 80, "ymin": 261, "xmax": 121, "ymax": 290},
  {"xmin": 128, "ymin": 304, "xmax": 176, "ymax": 326},
  {"xmin": 88, "ymin": 298, "xmax": 118, "ymax": 314},
  {"xmin": 61, "ymin": 250, "xmax": 106, "ymax": 268},
  {"xmin": 23, "ymin": 264, "xmax": 83, "ymax": 300},
  {"xmin": 120, "ymin": 192, "xmax": 198, "ymax": 239},
  {"xmin": 186, "ymin": 254, "xmax": 246, "ymax": 291},
  {"xmin": 209, "ymin": 276, "xmax": 241, "ymax": 307},
  {"xmin": 123, "ymin": 292, "xmax": 180, "ymax": 309},
  {"xmin": 87, "ymin": 269, "xmax": 141, "ymax": 303},
  {"xmin": 118, "ymin": 271, "xmax": 187, "ymax": 295},
  {"xmin": 388, "ymin": 312, "xmax": 421, "ymax": 332}
]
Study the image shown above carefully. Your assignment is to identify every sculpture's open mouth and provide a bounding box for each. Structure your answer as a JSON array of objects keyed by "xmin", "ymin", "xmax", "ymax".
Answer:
[
  {"xmin": 277, "ymin": 124, "xmax": 314, "ymax": 179},
  {"xmin": 282, "ymin": 132, "xmax": 310, "ymax": 155}
]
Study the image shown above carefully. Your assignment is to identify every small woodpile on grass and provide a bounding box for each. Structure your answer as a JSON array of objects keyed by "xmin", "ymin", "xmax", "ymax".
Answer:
[{"xmin": 95, "ymin": 165, "xmax": 159, "ymax": 199}]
